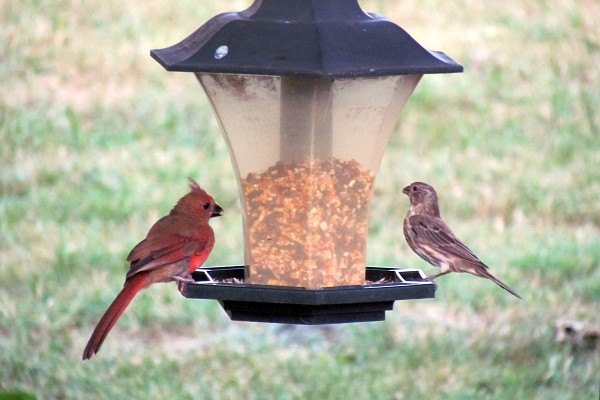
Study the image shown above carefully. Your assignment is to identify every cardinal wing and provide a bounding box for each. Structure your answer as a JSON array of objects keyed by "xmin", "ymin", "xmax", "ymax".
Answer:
[{"xmin": 125, "ymin": 215, "xmax": 213, "ymax": 277}]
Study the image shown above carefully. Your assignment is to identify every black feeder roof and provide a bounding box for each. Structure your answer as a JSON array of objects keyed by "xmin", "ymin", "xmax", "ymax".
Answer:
[{"xmin": 151, "ymin": 0, "xmax": 463, "ymax": 78}]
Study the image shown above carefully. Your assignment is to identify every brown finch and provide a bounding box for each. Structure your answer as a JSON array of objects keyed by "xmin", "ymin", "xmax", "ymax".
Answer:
[{"xmin": 402, "ymin": 182, "xmax": 521, "ymax": 299}]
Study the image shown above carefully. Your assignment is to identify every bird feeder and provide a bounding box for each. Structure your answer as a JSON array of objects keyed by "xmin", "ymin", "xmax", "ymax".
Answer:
[{"xmin": 151, "ymin": 0, "xmax": 462, "ymax": 323}]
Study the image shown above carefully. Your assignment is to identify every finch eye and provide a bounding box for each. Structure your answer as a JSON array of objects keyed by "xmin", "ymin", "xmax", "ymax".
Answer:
[
  {"xmin": 412, "ymin": 186, "xmax": 418, "ymax": 191},
  {"xmin": 203, "ymin": 202, "xmax": 210, "ymax": 210}
]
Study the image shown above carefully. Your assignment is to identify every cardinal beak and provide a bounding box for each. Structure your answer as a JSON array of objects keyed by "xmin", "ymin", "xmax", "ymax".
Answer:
[
  {"xmin": 211, "ymin": 203, "xmax": 224, "ymax": 218},
  {"xmin": 402, "ymin": 185, "xmax": 411, "ymax": 195}
]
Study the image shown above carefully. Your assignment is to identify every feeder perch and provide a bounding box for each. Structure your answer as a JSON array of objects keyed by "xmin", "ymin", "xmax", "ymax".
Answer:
[
  {"xmin": 184, "ymin": 266, "xmax": 434, "ymax": 324},
  {"xmin": 151, "ymin": 0, "xmax": 462, "ymax": 323}
]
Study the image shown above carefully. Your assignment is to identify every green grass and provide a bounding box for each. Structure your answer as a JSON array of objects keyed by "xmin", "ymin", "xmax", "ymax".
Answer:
[{"xmin": 1, "ymin": 0, "xmax": 599, "ymax": 399}]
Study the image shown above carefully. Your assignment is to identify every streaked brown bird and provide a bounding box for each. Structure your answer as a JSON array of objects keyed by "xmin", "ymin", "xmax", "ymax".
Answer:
[{"xmin": 402, "ymin": 182, "xmax": 521, "ymax": 299}]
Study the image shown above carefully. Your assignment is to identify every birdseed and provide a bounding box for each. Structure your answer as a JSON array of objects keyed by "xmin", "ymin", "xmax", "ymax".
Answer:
[{"xmin": 241, "ymin": 158, "xmax": 375, "ymax": 289}]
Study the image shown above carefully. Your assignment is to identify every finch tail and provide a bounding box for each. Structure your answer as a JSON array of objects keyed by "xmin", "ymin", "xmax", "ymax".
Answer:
[
  {"xmin": 478, "ymin": 268, "xmax": 522, "ymax": 299},
  {"xmin": 82, "ymin": 273, "xmax": 150, "ymax": 360}
]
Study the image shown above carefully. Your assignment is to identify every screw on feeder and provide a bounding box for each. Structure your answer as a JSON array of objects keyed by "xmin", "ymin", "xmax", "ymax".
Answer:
[{"xmin": 214, "ymin": 45, "xmax": 229, "ymax": 59}]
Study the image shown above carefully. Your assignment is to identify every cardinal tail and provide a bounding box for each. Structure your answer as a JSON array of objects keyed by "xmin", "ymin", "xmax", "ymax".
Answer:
[{"xmin": 82, "ymin": 273, "xmax": 150, "ymax": 360}]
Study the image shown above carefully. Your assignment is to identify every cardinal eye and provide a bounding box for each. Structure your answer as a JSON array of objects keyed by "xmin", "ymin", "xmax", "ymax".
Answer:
[{"xmin": 203, "ymin": 202, "xmax": 210, "ymax": 209}]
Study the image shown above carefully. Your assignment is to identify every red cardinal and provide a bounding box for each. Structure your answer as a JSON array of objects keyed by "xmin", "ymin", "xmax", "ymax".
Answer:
[{"xmin": 82, "ymin": 178, "xmax": 223, "ymax": 360}]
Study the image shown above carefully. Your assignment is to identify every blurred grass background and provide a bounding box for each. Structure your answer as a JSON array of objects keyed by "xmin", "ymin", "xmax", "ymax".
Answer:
[{"xmin": 1, "ymin": 0, "xmax": 599, "ymax": 399}]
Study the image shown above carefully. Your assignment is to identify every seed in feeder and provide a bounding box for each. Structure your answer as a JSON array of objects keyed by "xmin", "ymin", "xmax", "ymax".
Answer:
[{"xmin": 241, "ymin": 158, "xmax": 375, "ymax": 289}]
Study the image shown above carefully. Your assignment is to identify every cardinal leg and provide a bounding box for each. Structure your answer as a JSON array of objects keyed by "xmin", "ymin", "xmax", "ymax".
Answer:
[
  {"xmin": 173, "ymin": 273, "xmax": 195, "ymax": 283},
  {"xmin": 173, "ymin": 273, "xmax": 195, "ymax": 295}
]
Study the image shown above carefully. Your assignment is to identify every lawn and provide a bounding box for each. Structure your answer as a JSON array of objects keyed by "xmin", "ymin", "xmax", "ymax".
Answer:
[{"xmin": 1, "ymin": 0, "xmax": 599, "ymax": 399}]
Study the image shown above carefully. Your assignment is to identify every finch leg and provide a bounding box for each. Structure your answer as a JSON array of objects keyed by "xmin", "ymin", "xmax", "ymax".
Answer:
[{"xmin": 426, "ymin": 271, "xmax": 450, "ymax": 281}]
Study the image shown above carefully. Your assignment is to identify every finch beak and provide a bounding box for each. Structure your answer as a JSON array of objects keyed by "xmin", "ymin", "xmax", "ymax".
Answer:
[
  {"xmin": 402, "ymin": 185, "xmax": 410, "ymax": 195},
  {"xmin": 211, "ymin": 203, "xmax": 224, "ymax": 218}
]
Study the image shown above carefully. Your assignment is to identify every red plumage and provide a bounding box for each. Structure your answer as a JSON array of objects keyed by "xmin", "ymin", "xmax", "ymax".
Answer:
[{"xmin": 82, "ymin": 179, "xmax": 222, "ymax": 360}]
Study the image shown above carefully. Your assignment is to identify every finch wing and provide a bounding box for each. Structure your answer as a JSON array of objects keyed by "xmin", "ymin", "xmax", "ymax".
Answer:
[{"xmin": 408, "ymin": 214, "xmax": 487, "ymax": 268}]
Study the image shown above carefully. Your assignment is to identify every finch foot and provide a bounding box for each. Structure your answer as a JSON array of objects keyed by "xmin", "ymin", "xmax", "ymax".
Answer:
[{"xmin": 424, "ymin": 277, "xmax": 438, "ymax": 289}]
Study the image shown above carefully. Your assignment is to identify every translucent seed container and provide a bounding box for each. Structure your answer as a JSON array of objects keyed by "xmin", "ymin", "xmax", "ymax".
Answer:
[{"xmin": 198, "ymin": 73, "xmax": 421, "ymax": 288}]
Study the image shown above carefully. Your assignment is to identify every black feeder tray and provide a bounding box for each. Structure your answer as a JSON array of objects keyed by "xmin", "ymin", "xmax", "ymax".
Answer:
[{"xmin": 182, "ymin": 266, "xmax": 435, "ymax": 324}]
